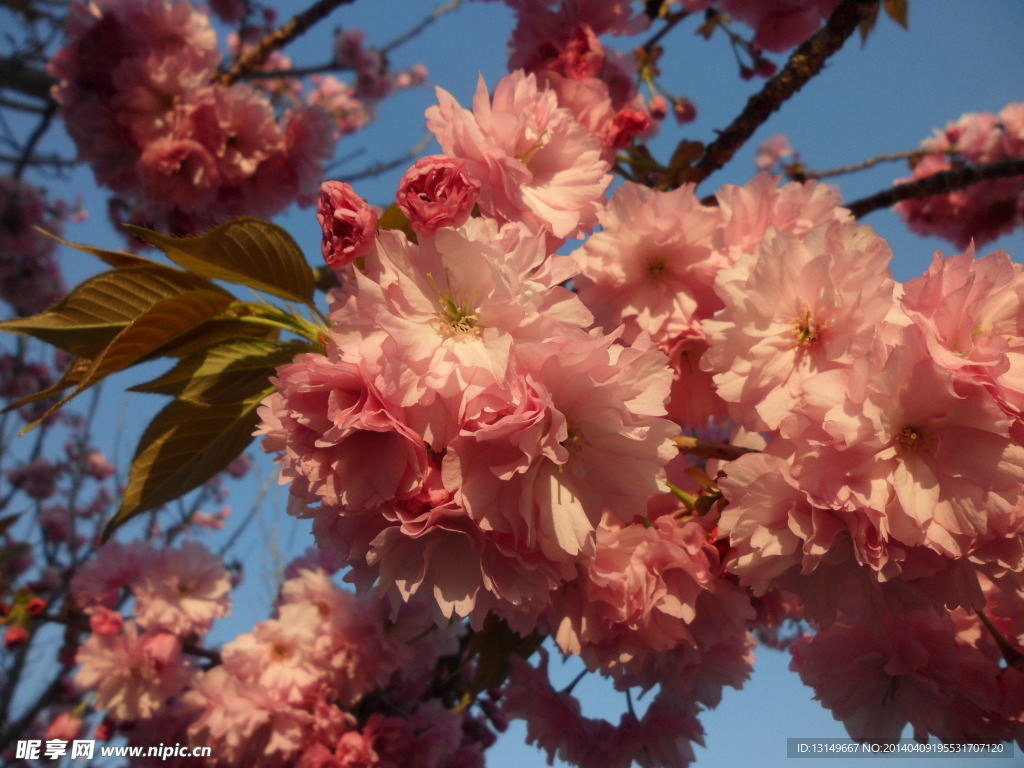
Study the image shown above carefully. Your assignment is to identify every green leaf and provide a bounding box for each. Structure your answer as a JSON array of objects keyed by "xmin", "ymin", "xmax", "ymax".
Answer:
[
  {"xmin": 157, "ymin": 318, "xmax": 280, "ymax": 359},
  {"xmin": 132, "ymin": 337, "xmax": 314, "ymax": 404},
  {"xmin": 884, "ymin": 0, "xmax": 908, "ymax": 28},
  {"xmin": 105, "ymin": 389, "xmax": 273, "ymax": 540},
  {"xmin": 20, "ymin": 290, "xmax": 236, "ymax": 432},
  {"xmin": 462, "ymin": 615, "xmax": 544, "ymax": 706},
  {"xmin": 1, "ymin": 357, "xmax": 92, "ymax": 414},
  {"xmin": 39, "ymin": 228, "xmax": 161, "ymax": 270},
  {"xmin": 378, "ymin": 203, "xmax": 417, "ymax": 244},
  {"xmin": 126, "ymin": 218, "xmax": 315, "ymax": 305},
  {"xmin": 0, "ymin": 266, "xmax": 229, "ymax": 357}
]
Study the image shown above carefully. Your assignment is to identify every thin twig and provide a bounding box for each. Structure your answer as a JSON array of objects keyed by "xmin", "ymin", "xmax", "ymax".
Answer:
[
  {"xmin": 13, "ymin": 99, "xmax": 56, "ymax": 180},
  {"xmin": 0, "ymin": 94, "xmax": 49, "ymax": 114},
  {"xmin": 382, "ymin": 0, "xmax": 464, "ymax": 54},
  {"xmin": 846, "ymin": 157, "xmax": 1024, "ymax": 219},
  {"xmin": 0, "ymin": 151, "xmax": 77, "ymax": 169},
  {"xmin": 639, "ymin": 9, "xmax": 691, "ymax": 55},
  {"xmin": 241, "ymin": 61, "xmax": 352, "ymax": 80},
  {"xmin": 675, "ymin": 435, "xmax": 758, "ymax": 462},
  {"xmin": 800, "ymin": 148, "xmax": 929, "ymax": 179},
  {"xmin": 339, "ymin": 132, "xmax": 434, "ymax": 183},
  {"xmin": 220, "ymin": 0, "xmax": 356, "ymax": 86},
  {"xmin": 686, "ymin": 0, "xmax": 879, "ymax": 187},
  {"xmin": 0, "ymin": 56, "xmax": 57, "ymax": 101}
]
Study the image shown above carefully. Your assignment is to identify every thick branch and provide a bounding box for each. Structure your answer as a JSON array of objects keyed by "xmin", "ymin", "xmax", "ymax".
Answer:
[
  {"xmin": 220, "ymin": 0, "xmax": 356, "ymax": 86},
  {"xmin": 688, "ymin": 0, "xmax": 878, "ymax": 186},
  {"xmin": 675, "ymin": 435, "xmax": 758, "ymax": 462},
  {"xmin": 846, "ymin": 157, "xmax": 1024, "ymax": 219}
]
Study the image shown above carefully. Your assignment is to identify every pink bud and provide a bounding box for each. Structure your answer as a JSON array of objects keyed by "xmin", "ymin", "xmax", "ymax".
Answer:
[
  {"xmin": 5, "ymin": 625, "xmax": 29, "ymax": 648},
  {"xmin": 317, "ymin": 181, "xmax": 379, "ymax": 269},
  {"xmin": 142, "ymin": 632, "xmax": 183, "ymax": 671},
  {"xmin": 26, "ymin": 597, "xmax": 46, "ymax": 616},
  {"xmin": 396, "ymin": 155, "xmax": 480, "ymax": 237},
  {"xmin": 607, "ymin": 109, "xmax": 652, "ymax": 149},
  {"xmin": 648, "ymin": 95, "xmax": 669, "ymax": 121},
  {"xmin": 45, "ymin": 713, "xmax": 84, "ymax": 742},
  {"xmin": 88, "ymin": 607, "xmax": 124, "ymax": 637},
  {"xmin": 673, "ymin": 97, "xmax": 697, "ymax": 124}
]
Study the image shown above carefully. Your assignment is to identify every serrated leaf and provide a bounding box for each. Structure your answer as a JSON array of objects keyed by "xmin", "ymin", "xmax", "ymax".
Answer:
[
  {"xmin": 38, "ymin": 228, "xmax": 160, "ymax": 270},
  {"xmin": 0, "ymin": 266, "xmax": 229, "ymax": 357},
  {"xmin": 1, "ymin": 357, "xmax": 91, "ymax": 414},
  {"xmin": 105, "ymin": 390, "xmax": 273, "ymax": 540},
  {"xmin": 132, "ymin": 337, "xmax": 314, "ymax": 404},
  {"xmin": 159, "ymin": 319, "xmax": 279, "ymax": 359},
  {"xmin": 20, "ymin": 290, "xmax": 235, "ymax": 432},
  {"xmin": 127, "ymin": 218, "xmax": 315, "ymax": 305},
  {"xmin": 884, "ymin": 0, "xmax": 908, "ymax": 28}
]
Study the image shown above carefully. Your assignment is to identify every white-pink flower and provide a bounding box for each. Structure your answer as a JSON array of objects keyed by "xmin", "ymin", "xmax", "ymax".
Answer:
[
  {"xmin": 900, "ymin": 246, "xmax": 1024, "ymax": 420},
  {"xmin": 426, "ymin": 71, "xmax": 611, "ymax": 241},
  {"xmin": 703, "ymin": 220, "xmax": 896, "ymax": 434},
  {"xmin": 572, "ymin": 182, "xmax": 723, "ymax": 344},
  {"xmin": 76, "ymin": 622, "xmax": 193, "ymax": 722},
  {"xmin": 132, "ymin": 540, "xmax": 232, "ymax": 636}
]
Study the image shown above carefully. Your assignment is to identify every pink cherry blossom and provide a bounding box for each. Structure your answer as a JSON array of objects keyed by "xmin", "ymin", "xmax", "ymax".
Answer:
[
  {"xmin": 396, "ymin": 155, "xmax": 481, "ymax": 236},
  {"xmin": 791, "ymin": 610, "xmax": 1002, "ymax": 742},
  {"xmin": 76, "ymin": 622, "xmax": 193, "ymax": 722},
  {"xmin": 714, "ymin": 173, "xmax": 850, "ymax": 261},
  {"xmin": 755, "ymin": 133, "xmax": 794, "ymax": 170},
  {"xmin": 895, "ymin": 103, "xmax": 1024, "ymax": 248},
  {"xmin": 317, "ymin": 181, "xmax": 379, "ymax": 269},
  {"xmin": 132, "ymin": 540, "xmax": 232, "ymax": 636},
  {"xmin": 703, "ymin": 219, "xmax": 895, "ymax": 434},
  {"xmin": 900, "ymin": 246, "xmax": 1024, "ymax": 420},
  {"xmin": 718, "ymin": 0, "xmax": 842, "ymax": 52},
  {"xmin": 572, "ymin": 182, "xmax": 723, "ymax": 345},
  {"xmin": 426, "ymin": 71, "xmax": 611, "ymax": 242},
  {"xmin": 257, "ymin": 350, "xmax": 429, "ymax": 512}
]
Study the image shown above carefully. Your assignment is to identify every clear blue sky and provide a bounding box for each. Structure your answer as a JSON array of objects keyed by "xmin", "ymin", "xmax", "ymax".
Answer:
[{"xmin": 25, "ymin": 1, "xmax": 1024, "ymax": 767}]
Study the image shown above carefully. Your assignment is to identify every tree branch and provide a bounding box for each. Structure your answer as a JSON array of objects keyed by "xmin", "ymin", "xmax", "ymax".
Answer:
[
  {"xmin": 799, "ymin": 148, "xmax": 928, "ymax": 179},
  {"xmin": 382, "ymin": 0, "xmax": 464, "ymax": 54},
  {"xmin": 220, "ymin": 0, "xmax": 356, "ymax": 86},
  {"xmin": 846, "ymin": 157, "xmax": 1024, "ymax": 219},
  {"xmin": 687, "ymin": 0, "xmax": 878, "ymax": 186},
  {"xmin": 0, "ymin": 56, "xmax": 57, "ymax": 101}
]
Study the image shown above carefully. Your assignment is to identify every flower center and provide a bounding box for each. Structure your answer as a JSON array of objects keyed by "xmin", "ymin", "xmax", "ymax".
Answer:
[
  {"xmin": 895, "ymin": 425, "xmax": 925, "ymax": 452},
  {"xmin": 647, "ymin": 257, "xmax": 668, "ymax": 280},
  {"xmin": 428, "ymin": 271, "xmax": 480, "ymax": 339},
  {"xmin": 561, "ymin": 426, "xmax": 584, "ymax": 456},
  {"xmin": 793, "ymin": 308, "xmax": 823, "ymax": 347}
]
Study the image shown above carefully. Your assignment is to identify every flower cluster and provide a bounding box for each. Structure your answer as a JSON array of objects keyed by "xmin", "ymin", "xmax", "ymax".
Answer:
[
  {"xmin": 270, "ymin": 117, "xmax": 1024, "ymax": 758},
  {"xmin": 895, "ymin": 103, "xmax": 1024, "ymax": 248},
  {"xmin": 69, "ymin": 543, "xmax": 499, "ymax": 768},
  {"xmin": 0, "ymin": 176, "xmax": 66, "ymax": 316}
]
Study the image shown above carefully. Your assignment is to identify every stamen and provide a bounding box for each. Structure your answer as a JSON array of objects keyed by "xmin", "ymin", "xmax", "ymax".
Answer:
[
  {"xmin": 793, "ymin": 308, "xmax": 822, "ymax": 346},
  {"xmin": 895, "ymin": 425, "xmax": 924, "ymax": 451}
]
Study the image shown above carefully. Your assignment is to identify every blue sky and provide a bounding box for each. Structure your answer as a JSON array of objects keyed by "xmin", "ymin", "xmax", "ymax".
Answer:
[{"xmin": 13, "ymin": 1, "xmax": 1024, "ymax": 767}]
